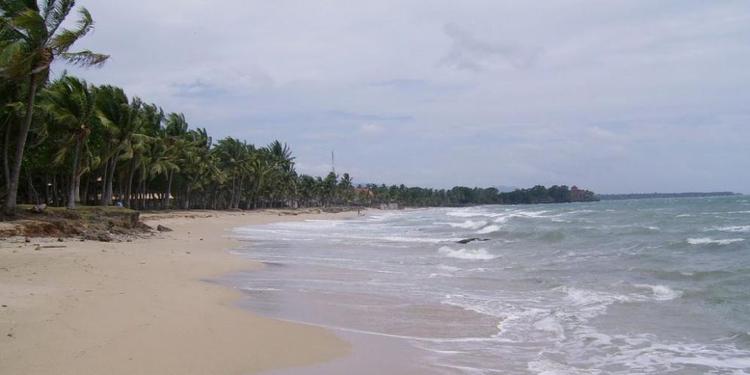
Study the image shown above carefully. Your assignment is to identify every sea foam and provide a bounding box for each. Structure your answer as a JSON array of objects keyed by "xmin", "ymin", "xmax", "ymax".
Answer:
[
  {"xmin": 476, "ymin": 224, "xmax": 502, "ymax": 234},
  {"xmin": 711, "ymin": 225, "xmax": 750, "ymax": 233},
  {"xmin": 634, "ymin": 284, "xmax": 682, "ymax": 301},
  {"xmin": 687, "ymin": 237, "xmax": 745, "ymax": 245},
  {"xmin": 446, "ymin": 220, "xmax": 487, "ymax": 230},
  {"xmin": 438, "ymin": 246, "xmax": 497, "ymax": 260}
]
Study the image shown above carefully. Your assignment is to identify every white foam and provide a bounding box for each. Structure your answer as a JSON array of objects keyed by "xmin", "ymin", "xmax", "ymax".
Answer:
[
  {"xmin": 437, "ymin": 264, "xmax": 461, "ymax": 272},
  {"xmin": 240, "ymin": 287, "xmax": 281, "ymax": 292},
  {"xmin": 445, "ymin": 220, "xmax": 487, "ymax": 230},
  {"xmin": 476, "ymin": 224, "xmax": 502, "ymax": 234},
  {"xmin": 528, "ymin": 359, "xmax": 600, "ymax": 375},
  {"xmin": 711, "ymin": 225, "xmax": 750, "ymax": 233},
  {"xmin": 687, "ymin": 237, "xmax": 745, "ymax": 245},
  {"xmin": 672, "ymin": 355, "xmax": 750, "ymax": 369},
  {"xmin": 439, "ymin": 246, "xmax": 497, "ymax": 260},
  {"xmin": 561, "ymin": 286, "xmax": 632, "ymax": 319},
  {"xmin": 446, "ymin": 209, "xmax": 486, "ymax": 218},
  {"xmin": 633, "ymin": 284, "xmax": 682, "ymax": 301},
  {"xmin": 534, "ymin": 316, "xmax": 566, "ymax": 339}
]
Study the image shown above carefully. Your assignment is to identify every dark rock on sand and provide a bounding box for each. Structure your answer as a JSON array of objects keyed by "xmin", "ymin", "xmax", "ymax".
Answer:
[{"xmin": 157, "ymin": 225, "xmax": 173, "ymax": 232}]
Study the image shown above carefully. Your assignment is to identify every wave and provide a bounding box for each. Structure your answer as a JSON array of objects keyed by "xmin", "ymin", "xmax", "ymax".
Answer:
[
  {"xmin": 633, "ymin": 284, "xmax": 682, "ymax": 301},
  {"xmin": 562, "ymin": 287, "xmax": 632, "ymax": 315},
  {"xmin": 710, "ymin": 225, "xmax": 750, "ymax": 233},
  {"xmin": 382, "ymin": 235, "xmax": 461, "ymax": 244},
  {"xmin": 444, "ymin": 220, "xmax": 487, "ymax": 230},
  {"xmin": 476, "ymin": 224, "xmax": 502, "ymax": 234},
  {"xmin": 533, "ymin": 315, "xmax": 566, "ymax": 339},
  {"xmin": 445, "ymin": 209, "xmax": 487, "ymax": 218},
  {"xmin": 687, "ymin": 237, "xmax": 745, "ymax": 245},
  {"xmin": 436, "ymin": 264, "xmax": 461, "ymax": 272},
  {"xmin": 439, "ymin": 246, "xmax": 497, "ymax": 260}
]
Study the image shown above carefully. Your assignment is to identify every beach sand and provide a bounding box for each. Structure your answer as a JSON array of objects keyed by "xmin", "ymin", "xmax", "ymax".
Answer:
[{"xmin": 0, "ymin": 210, "xmax": 356, "ymax": 375}]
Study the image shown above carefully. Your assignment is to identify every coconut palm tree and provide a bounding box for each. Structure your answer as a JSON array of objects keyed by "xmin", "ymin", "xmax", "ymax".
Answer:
[
  {"xmin": 39, "ymin": 75, "xmax": 96, "ymax": 208},
  {"xmin": 0, "ymin": 0, "xmax": 108, "ymax": 214},
  {"xmin": 214, "ymin": 137, "xmax": 252, "ymax": 209},
  {"xmin": 160, "ymin": 112, "xmax": 189, "ymax": 208},
  {"xmin": 95, "ymin": 85, "xmax": 140, "ymax": 206}
]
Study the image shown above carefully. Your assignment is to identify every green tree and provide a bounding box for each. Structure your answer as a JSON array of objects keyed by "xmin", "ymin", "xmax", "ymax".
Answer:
[
  {"xmin": 0, "ymin": 0, "xmax": 108, "ymax": 214},
  {"xmin": 39, "ymin": 75, "xmax": 96, "ymax": 208},
  {"xmin": 95, "ymin": 85, "xmax": 140, "ymax": 206}
]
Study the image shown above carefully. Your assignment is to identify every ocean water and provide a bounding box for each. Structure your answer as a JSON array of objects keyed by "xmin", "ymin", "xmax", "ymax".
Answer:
[{"xmin": 226, "ymin": 196, "xmax": 750, "ymax": 374}]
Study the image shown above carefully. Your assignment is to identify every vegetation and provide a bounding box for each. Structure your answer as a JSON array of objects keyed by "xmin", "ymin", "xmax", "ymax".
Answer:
[
  {"xmin": 1, "ymin": 0, "xmax": 108, "ymax": 214},
  {"xmin": 351, "ymin": 184, "xmax": 598, "ymax": 207}
]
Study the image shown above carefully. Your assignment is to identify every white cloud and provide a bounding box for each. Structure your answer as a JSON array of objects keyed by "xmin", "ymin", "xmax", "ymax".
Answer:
[{"xmin": 360, "ymin": 123, "xmax": 385, "ymax": 135}]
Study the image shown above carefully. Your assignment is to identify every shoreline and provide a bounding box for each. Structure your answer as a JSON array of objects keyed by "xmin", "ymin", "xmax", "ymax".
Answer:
[{"xmin": 0, "ymin": 209, "xmax": 359, "ymax": 375}]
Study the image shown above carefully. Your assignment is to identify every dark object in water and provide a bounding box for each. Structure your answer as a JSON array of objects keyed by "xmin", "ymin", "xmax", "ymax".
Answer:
[
  {"xmin": 156, "ymin": 225, "xmax": 173, "ymax": 232},
  {"xmin": 457, "ymin": 238, "xmax": 490, "ymax": 244}
]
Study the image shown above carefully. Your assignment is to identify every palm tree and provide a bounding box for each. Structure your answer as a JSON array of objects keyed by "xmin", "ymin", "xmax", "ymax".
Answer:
[
  {"xmin": 39, "ymin": 75, "xmax": 96, "ymax": 208},
  {"xmin": 214, "ymin": 137, "xmax": 251, "ymax": 209},
  {"xmin": 0, "ymin": 0, "xmax": 108, "ymax": 214},
  {"xmin": 95, "ymin": 85, "xmax": 139, "ymax": 206},
  {"xmin": 160, "ymin": 113, "xmax": 189, "ymax": 208}
]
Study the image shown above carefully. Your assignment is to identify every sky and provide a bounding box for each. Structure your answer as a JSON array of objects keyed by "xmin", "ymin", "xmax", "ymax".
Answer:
[{"xmin": 65, "ymin": 0, "xmax": 750, "ymax": 193}]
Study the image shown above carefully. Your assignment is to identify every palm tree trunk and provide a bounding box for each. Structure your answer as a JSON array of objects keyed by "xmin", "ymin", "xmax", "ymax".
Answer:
[
  {"xmin": 81, "ymin": 176, "xmax": 89, "ymax": 205},
  {"xmin": 102, "ymin": 156, "xmax": 117, "ymax": 205},
  {"xmin": 125, "ymin": 160, "xmax": 136, "ymax": 208},
  {"xmin": 4, "ymin": 75, "xmax": 39, "ymax": 215},
  {"xmin": 74, "ymin": 174, "xmax": 81, "ymax": 203},
  {"xmin": 26, "ymin": 170, "xmax": 39, "ymax": 205},
  {"xmin": 183, "ymin": 185, "xmax": 191, "ymax": 210},
  {"xmin": 3, "ymin": 118, "xmax": 11, "ymax": 193},
  {"xmin": 141, "ymin": 177, "xmax": 146, "ymax": 210},
  {"xmin": 164, "ymin": 170, "xmax": 174, "ymax": 209},
  {"xmin": 66, "ymin": 138, "xmax": 82, "ymax": 209}
]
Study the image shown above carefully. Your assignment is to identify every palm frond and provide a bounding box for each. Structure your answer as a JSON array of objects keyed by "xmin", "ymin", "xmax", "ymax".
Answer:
[{"xmin": 60, "ymin": 50, "xmax": 108, "ymax": 67}]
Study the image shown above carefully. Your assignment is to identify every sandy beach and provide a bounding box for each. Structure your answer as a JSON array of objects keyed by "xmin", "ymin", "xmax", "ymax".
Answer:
[{"xmin": 0, "ymin": 210, "xmax": 357, "ymax": 375}]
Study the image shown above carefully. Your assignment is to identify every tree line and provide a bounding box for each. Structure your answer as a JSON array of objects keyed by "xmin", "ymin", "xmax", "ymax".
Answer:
[
  {"xmin": 351, "ymin": 184, "xmax": 598, "ymax": 207},
  {"xmin": 1, "ymin": 71, "xmax": 359, "ymax": 211}
]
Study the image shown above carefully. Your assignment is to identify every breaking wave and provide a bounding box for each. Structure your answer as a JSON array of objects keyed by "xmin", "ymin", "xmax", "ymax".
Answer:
[
  {"xmin": 445, "ymin": 220, "xmax": 488, "ymax": 230},
  {"xmin": 710, "ymin": 225, "xmax": 750, "ymax": 233},
  {"xmin": 438, "ymin": 246, "xmax": 497, "ymax": 260},
  {"xmin": 687, "ymin": 237, "xmax": 745, "ymax": 245}
]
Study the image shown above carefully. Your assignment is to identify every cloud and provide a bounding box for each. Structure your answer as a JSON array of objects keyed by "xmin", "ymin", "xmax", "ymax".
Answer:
[
  {"xmin": 440, "ymin": 23, "xmax": 540, "ymax": 71},
  {"xmin": 360, "ymin": 123, "xmax": 385, "ymax": 135}
]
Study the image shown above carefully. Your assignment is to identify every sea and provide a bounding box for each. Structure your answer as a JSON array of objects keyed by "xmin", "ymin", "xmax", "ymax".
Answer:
[{"xmin": 223, "ymin": 196, "xmax": 750, "ymax": 374}]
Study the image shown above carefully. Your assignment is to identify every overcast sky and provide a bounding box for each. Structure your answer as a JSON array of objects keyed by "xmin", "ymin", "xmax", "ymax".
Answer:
[{"xmin": 66, "ymin": 1, "xmax": 750, "ymax": 193}]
